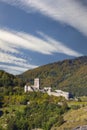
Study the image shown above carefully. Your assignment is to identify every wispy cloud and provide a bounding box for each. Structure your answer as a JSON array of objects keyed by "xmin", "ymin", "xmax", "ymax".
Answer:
[
  {"xmin": 38, "ymin": 32, "xmax": 82, "ymax": 57},
  {"xmin": 0, "ymin": 28, "xmax": 82, "ymax": 56},
  {"xmin": 1, "ymin": 0, "xmax": 87, "ymax": 36},
  {"xmin": 0, "ymin": 64, "xmax": 33, "ymax": 75},
  {"xmin": 0, "ymin": 28, "xmax": 61, "ymax": 55},
  {"xmin": 0, "ymin": 51, "xmax": 37, "ymax": 74},
  {"xmin": 0, "ymin": 28, "xmax": 82, "ymax": 74}
]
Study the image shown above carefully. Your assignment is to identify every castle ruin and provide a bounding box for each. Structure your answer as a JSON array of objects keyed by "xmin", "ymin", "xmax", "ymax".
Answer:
[{"xmin": 24, "ymin": 78, "xmax": 70, "ymax": 100}]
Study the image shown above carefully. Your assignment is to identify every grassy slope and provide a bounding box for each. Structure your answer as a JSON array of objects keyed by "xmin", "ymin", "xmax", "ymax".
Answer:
[
  {"xmin": 52, "ymin": 106, "xmax": 87, "ymax": 130},
  {"xmin": 51, "ymin": 99, "xmax": 87, "ymax": 130}
]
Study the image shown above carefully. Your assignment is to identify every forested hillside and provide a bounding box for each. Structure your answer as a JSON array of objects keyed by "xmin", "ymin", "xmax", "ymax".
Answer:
[
  {"xmin": 0, "ymin": 70, "xmax": 23, "ymax": 87},
  {"xmin": 0, "ymin": 56, "xmax": 87, "ymax": 96},
  {"xmin": 19, "ymin": 56, "xmax": 87, "ymax": 96}
]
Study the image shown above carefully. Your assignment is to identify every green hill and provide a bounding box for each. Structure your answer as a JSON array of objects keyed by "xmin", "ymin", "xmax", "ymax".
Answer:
[
  {"xmin": 0, "ymin": 70, "xmax": 15, "ymax": 87},
  {"xmin": 0, "ymin": 70, "xmax": 23, "ymax": 87},
  {"xmin": 19, "ymin": 56, "xmax": 87, "ymax": 96}
]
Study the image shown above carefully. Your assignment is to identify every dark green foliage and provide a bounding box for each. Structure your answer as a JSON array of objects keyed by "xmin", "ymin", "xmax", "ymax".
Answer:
[
  {"xmin": 0, "ymin": 70, "xmax": 23, "ymax": 87},
  {"xmin": 7, "ymin": 102, "xmax": 65, "ymax": 130},
  {"xmin": 0, "ymin": 111, "xmax": 3, "ymax": 117},
  {"xmin": 0, "ymin": 126, "xmax": 4, "ymax": 130},
  {"xmin": 0, "ymin": 70, "xmax": 14, "ymax": 87},
  {"xmin": 6, "ymin": 92, "xmax": 68, "ymax": 130},
  {"xmin": 0, "ymin": 95, "xmax": 3, "ymax": 117},
  {"xmin": 0, "ymin": 96, "xmax": 3, "ymax": 108},
  {"xmin": 7, "ymin": 113, "xmax": 29, "ymax": 130},
  {"xmin": 7, "ymin": 119, "xmax": 18, "ymax": 130}
]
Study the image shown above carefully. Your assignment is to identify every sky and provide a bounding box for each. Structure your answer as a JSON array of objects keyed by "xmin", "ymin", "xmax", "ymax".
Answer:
[{"xmin": 0, "ymin": 0, "xmax": 87, "ymax": 75}]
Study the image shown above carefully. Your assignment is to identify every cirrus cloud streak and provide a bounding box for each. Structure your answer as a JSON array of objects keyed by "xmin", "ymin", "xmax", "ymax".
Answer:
[
  {"xmin": 0, "ymin": 28, "xmax": 82, "ymax": 74},
  {"xmin": 1, "ymin": 0, "xmax": 87, "ymax": 36},
  {"xmin": 0, "ymin": 28, "xmax": 82, "ymax": 56}
]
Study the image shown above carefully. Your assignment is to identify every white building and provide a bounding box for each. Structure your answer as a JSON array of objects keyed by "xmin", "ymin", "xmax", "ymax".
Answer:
[
  {"xmin": 24, "ymin": 78, "xmax": 70, "ymax": 100},
  {"xmin": 46, "ymin": 88, "xmax": 69, "ymax": 100},
  {"xmin": 24, "ymin": 78, "xmax": 40, "ymax": 92}
]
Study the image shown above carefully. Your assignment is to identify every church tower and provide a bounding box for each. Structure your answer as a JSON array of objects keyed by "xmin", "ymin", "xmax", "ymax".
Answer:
[{"xmin": 34, "ymin": 78, "xmax": 39, "ymax": 89}]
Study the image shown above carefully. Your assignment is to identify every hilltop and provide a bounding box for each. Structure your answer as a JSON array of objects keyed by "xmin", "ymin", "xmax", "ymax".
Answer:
[
  {"xmin": 0, "ymin": 70, "xmax": 23, "ymax": 87},
  {"xmin": 19, "ymin": 56, "xmax": 87, "ymax": 96}
]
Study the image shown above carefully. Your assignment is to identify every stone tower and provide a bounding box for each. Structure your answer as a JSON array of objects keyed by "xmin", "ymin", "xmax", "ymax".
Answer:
[
  {"xmin": 24, "ymin": 85, "xmax": 28, "ymax": 92},
  {"xmin": 34, "ymin": 78, "xmax": 39, "ymax": 89}
]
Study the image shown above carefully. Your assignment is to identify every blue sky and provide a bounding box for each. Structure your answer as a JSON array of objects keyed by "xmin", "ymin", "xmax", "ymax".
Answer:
[{"xmin": 0, "ymin": 0, "xmax": 87, "ymax": 74}]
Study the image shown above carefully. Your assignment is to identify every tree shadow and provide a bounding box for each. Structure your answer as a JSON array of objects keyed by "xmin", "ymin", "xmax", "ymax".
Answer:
[{"xmin": 0, "ymin": 110, "xmax": 3, "ymax": 117}]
